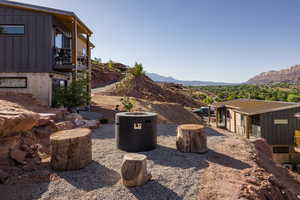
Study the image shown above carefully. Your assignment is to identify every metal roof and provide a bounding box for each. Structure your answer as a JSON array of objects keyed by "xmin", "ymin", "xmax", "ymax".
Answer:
[
  {"xmin": 213, "ymin": 99, "xmax": 300, "ymax": 116},
  {"xmin": 0, "ymin": 0, "xmax": 93, "ymax": 35}
]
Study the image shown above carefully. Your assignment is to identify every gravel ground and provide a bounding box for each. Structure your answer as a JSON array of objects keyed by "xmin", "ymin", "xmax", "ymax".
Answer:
[{"xmin": 1, "ymin": 125, "xmax": 227, "ymax": 200}]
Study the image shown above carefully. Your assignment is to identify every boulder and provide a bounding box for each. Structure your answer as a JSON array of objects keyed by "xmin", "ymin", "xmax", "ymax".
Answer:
[
  {"xmin": 65, "ymin": 113, "xmax": 83, "ymax": 122},
  {"xmin": 0, "ymin": 169, "xmax": 9, "ymax": 184},
  {"xmin": 36, "ymin": 113, "xmax": 56, "ymax": 127},
  {"xmin": 0, "ymin": 111, "xmax": 40, "ymax": 137},
  {"xmin": 33, "ymin": 121, "xmax": 58, "ymax": 137},
  {"xmin": 55, "ymin": 121, "xmax": 76, "ymax": 131},
  {"xmin": 10, "ymin": 148, "xmax": 27, "ymax": 164},
  {"xmin": 74, "ymin": 120, "xmax": 100, "ymax": 129}
]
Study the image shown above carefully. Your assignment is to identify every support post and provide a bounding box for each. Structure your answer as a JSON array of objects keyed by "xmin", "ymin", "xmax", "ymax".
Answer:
[
  {"xmin": 72, "ymin": 19, "xmax": 78, "ymax": 80},
  {"xmin": 208, "ymin": 106, "xmax": 211, "ymax": 126},
  {"xmin": 245, "ymin": 115, "xmax": 252, "ymax": 139},
  {"xmin": 216, "ymin": 108, "xmax": 219, "ymax": 128},
  {"xmin": 234, "ymin": 112, "xmax": 237, "ymax": 133},
  {"xmin": 86, "ymin": 34, "xmax": 92, "ymax": 107}
]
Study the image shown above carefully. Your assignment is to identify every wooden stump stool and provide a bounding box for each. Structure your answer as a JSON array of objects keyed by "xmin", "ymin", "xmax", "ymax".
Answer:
[
  {"xmin": 50, "ymin": 128, "xmax": 92, "ymax": 171},
  {"xmin": 121, "ymin": 153, "xmax": 151, "ymax": 187},
  {"xmin": 176, "ymin": 124, "xmax": 207, "ymax": 153}
]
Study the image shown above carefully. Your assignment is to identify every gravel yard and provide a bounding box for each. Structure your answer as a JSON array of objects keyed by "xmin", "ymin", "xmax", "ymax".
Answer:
[{"xmin": 1, "ymin": 124, "xmax": 252, "ymax": 200}]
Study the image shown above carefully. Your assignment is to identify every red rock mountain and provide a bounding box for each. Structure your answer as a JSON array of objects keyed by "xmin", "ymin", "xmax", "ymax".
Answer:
[{"xmin": 247, "ymin": 65, "xmax": 300, "ymax": 84}]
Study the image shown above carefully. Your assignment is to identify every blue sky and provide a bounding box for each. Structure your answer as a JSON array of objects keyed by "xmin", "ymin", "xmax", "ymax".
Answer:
[{"xmin": 11, "ymin": 0, "xmax": 300, "ymax": 83}]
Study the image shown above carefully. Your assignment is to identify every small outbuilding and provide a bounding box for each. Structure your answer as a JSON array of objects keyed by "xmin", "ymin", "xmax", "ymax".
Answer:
[{"xmin": 213, "ymin": 99, "xmax": 300, "ymax": 165}]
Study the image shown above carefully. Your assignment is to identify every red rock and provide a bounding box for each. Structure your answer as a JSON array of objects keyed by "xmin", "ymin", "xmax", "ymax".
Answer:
[
  {"xmin": 0, "ymin": 169, "xmax": 9, "ymax": 184},
  {"xmin": 0, "ymin": 111, "xmax": 40, "ymax": 137},
  {"xmin": 65, "ymin": 113, "xmax": 83, "ymax": 121},
  {"xmin": 55, "ymin": 121, "xmax": 76, "ymax": 131},
  {"xmin": 10, "ymin": 149, "xmax": 27, "ymax": 164}
]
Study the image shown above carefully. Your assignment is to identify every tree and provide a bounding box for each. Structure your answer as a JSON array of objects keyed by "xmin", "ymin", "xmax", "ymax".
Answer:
[
  {"xmin": 52, "ymin": 79, "xmax": 90, "ymax": 108},
  {"xmin": 203, "ymin": 96, "xmax": 214, "ymax": 105},
  {"xmin": 93, "ymin": 57, "xmax": 102, "ymax": 64},
  {"xmin": 287, "ymin": 94, "xmax": 300, "ymax": 102}
]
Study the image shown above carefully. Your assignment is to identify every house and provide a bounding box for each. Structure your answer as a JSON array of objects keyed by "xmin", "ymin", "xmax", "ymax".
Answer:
[
  {"xmin": 213, "ymin": 99, "xmax": 300, "ymax": 165},
  {"xmin": 0, "ymin": 0, "xmax": 94, "ymax": 106}
]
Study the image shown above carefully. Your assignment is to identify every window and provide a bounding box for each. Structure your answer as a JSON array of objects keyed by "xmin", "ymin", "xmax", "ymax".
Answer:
[
  {"xmin": 0, "ymin": 77, "xmax": 27, "ymax": 88},
  {"xmin": 273, "ymin": 146, "xmax": 289, "ymax": 154},
  {"xmin": 0, "ymin": 25, "xmax": 25, "ymax": 35}
]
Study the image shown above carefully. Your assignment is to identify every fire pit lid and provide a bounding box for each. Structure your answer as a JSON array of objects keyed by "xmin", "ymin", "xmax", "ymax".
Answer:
[{"xmin": 116, "ymin": 112, "xmax": 157, "ymax": 117}]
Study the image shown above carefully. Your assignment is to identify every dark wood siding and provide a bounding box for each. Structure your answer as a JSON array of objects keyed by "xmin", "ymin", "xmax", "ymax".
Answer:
[
  {"xmin": 260, "ymin": 107, "xmax": 300, "ymax": 145},
  {"xmin": 0, "ymin": 6, "xmax": 53, "ymax": 72}
]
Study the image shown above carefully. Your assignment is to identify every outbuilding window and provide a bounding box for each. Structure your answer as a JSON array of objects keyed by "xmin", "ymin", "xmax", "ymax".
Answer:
[
  {"xmin": 273, "ymin": 146, "xmax": 289, "ymax": 154},
  {"xmin": 0, "ymin": 25, "xmax": 25, "ymax": 35}
]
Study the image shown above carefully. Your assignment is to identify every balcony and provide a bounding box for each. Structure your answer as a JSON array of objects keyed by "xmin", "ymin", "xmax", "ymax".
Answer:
[
  {"xmin": 53, "ymin": 48, "xmax": 74, "ymax": 72},
  {"xmin": 53, "ymin": 48, "xmax": 89, "ymax": 72}
]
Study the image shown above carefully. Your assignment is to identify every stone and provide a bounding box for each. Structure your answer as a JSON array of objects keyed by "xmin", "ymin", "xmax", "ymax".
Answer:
[
  {"xmin": 33, "ymin": 121, "xmax": 58, "ymax": 136},
  {"xmin": 55, "ymin": 121, "xmax": 76, "ymax": 131},
  {"xmin": 0, "ymin": 111, "xmax": 40, "ymax": 137},
  {"xmin": 10, "ymin": 148, "xmax": 27, "ymax": 164},
  {"xmin": 74, "ymin": 120, "xmax": 100, "ymax": 129},
  {"xmin": 36, "ymin": 113, "xmax": 56, "ymax": 127},
  {"xmin": 65, "ymin": 113, "xmax": 83, "ymax": 122},
  {"xmin": 0, "ymin": 169, "xmax": 9, "ymax": 184}
]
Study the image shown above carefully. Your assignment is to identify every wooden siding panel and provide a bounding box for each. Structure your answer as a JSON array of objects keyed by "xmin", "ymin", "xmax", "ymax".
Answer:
[
  {"xmin": 261, "ymin": 107, "xmax": 300, "ymax": 145},
  {"xmin": 0, "ymin": 6, "xmax": 52, "ymax": 73}
]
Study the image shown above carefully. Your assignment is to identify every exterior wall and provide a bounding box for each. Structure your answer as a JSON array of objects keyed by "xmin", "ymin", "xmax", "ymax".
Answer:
[
  {"xmin": 77, "ymin": 37, "xmax": 87, "ymax": 57},
  {"xmin": 229, "ymin": 109, "xmax": 235, "ymax": 132},
  {"xmin": 260, "ymin": 107, "xmax": 300, "ymax": 145},
  {"xmin": 0, "ymin": 72, "xmax": 70, "ymax": 106},
  {"xmin": 272, "ymin": 145, "xmax": 300, "ymax": 165},
  {"xmin": 225, "ymin": 109, "xmax": 245, "ymax": 135},
  {"xmin": 236, "ymin": 112, "xmax": 245, "ymax": 136},
  {"xmin": 0, "ymin": 6, "xmax": 53, "ymax": 73}
]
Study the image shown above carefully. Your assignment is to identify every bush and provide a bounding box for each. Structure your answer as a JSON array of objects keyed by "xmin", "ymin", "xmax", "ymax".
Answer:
[
  {"xmin": 120, "ymin": 97, "xmax": 136, "ymax": 112},
  {"xmin": 52, "ymin": 79, "xmax": 90, "ymax": 108},
  {"xmin": 108, "ymin": 60, "xmax": 114, "ymax": 70},
  {"xmin": 129, "ymin": 62, "xmax": 144, "ymax": 76},
  {"xmin": 287, "ymin": 94, "xmax": 300, "ymax": 102}
]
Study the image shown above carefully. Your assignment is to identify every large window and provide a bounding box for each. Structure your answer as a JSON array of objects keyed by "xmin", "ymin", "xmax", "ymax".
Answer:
[
  {"xmin": 0, "ymin": 25, "xmax": 25, "ymax": 35},
  {"xmin": 0, "ymin": 77, "xmax": 27, "ymax": 88}
]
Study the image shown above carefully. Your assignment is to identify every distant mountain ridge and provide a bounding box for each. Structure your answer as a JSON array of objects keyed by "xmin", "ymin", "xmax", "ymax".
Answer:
[
  {"xmin": 247, "ymin": 65, "xmax": 300, "ymax": 84},
  {"xmin": 146, "ymin": 72, "xmax": 234, "ymax": 86}
]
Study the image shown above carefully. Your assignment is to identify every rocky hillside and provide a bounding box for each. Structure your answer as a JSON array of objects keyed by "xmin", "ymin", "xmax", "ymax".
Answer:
[
  {"xmin": 247, "ymin": 65, "xmax": 300, "ymax": 84},
  {"xmin": 94, "ymin": 73, "xmax": 203, "ymax": 108},
  {"xmin": 91, "ymin": 62, "xmax": 128, "ymax": 88}
]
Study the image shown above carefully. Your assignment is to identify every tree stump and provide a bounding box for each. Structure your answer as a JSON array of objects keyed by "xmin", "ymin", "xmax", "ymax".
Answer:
[
  {"xmin": 121, "ymin": 153, "xmax": 151, "ymax": 187},
  {"xmin": 50, "ymin": 128, "xmax": 92, "ymax": 171},
  {"xmin": 176, "ymin": 124, "xmax": 207, "ymax": 153}
]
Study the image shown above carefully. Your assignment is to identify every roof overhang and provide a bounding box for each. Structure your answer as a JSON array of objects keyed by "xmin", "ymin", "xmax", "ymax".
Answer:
[
  {"xmin": 217, "ymin": 104, "xmax": 300, "ymax": 116},
  {"xmin": 79, "ymin": 34, "xmax": 95, "ymax": 48},
  {"xmin": 0, "ymin": 0, "xmax": 93, "ymax": 35}
]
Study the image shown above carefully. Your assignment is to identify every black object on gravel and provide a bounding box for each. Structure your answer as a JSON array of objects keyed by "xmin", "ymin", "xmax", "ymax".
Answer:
[{"xmin": 115, "ymin": 112, "xmax": 157, "ymax": 152}]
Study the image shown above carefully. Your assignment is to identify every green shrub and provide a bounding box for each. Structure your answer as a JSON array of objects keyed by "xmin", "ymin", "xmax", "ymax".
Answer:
[
  {"xmin": 287, "ymin": 94, "xmax": 300, "ymax": 102},
  {"xmin": 52, "ymin": 79, "xmax": 90, "ymax": 108},
  {"xmin": 129, "ymin": 62, "xmax": 144, "ymax": 76},
  {"xmin": 108, "ymin": 60, "xmax": 114, "ymax": 70},
  {"xmin": 120, "ymin": 97, "xmax": 136, "ymax": 112}
]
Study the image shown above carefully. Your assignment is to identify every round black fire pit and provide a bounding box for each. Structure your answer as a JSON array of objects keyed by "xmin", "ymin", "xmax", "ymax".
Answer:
[{"xmin": 115, "ymin": 112, "xmax": 157, "ymax": 152}]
